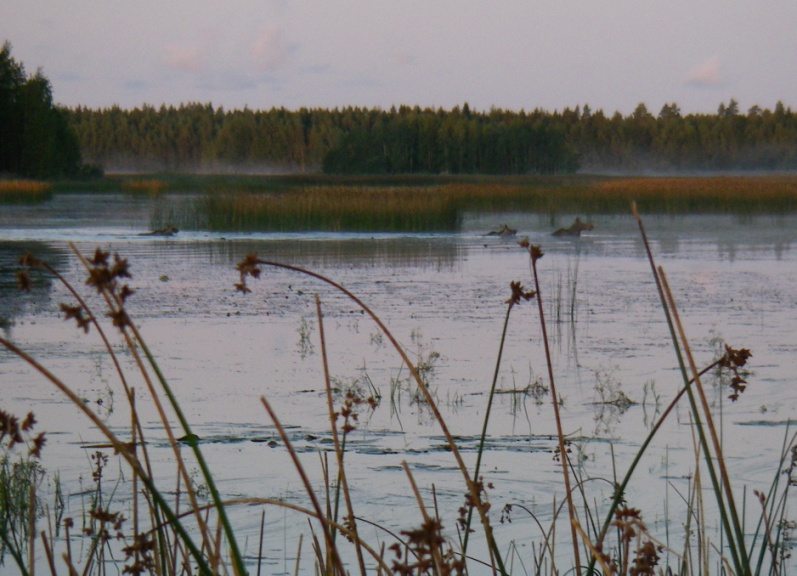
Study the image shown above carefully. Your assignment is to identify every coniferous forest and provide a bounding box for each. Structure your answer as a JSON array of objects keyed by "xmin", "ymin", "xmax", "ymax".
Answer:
[
  {"xmin": 3, "ymin": 41, "xmax": 797, "ymax": 177},
  {"xmin": 67, "ymin": 100, "xmax": 797, "ymax": 175},
  {"xmin": 0, "ymin": 42, "xmax": 84, "ymax": 178}
]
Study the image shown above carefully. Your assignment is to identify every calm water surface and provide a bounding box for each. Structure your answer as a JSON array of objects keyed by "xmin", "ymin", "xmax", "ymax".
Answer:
[{"xmin": 1, "ymin": 194, "xmax": 796, "ymax": 574}]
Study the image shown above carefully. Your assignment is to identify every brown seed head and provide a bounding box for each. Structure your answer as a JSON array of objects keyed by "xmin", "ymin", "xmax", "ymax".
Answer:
[
  {"xmin": 506, "ymin": 280, "xmax": 536, "ymax": 306},
  {"xmin": 60, "ymin": 303, "xmax": 92, "ymax": 333},
  {"xmin": 89, "ymin": 248, "xmax": 110, "ymax": 267},
  {"xmin": 15, "ymin": 269, "xmax": 32, "ymax": 291},
  {"xmin": 18, "ymin": 252, "xmax": 43, "ymax": 268},
  {"xmin": 235, "ymin": 253, "xmax": 263, "ymax": 293}
]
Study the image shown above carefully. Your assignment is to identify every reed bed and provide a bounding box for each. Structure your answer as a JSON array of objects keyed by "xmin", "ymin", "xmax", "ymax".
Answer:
[
  {"xmin": 0, "ymin": 179, "xmax": 53, "ymax": 204},
  {"xmin": 199, "ymin": 186, "xmax": 462, "ymax": 232},
  {"xmin": 150, "ymin": 174, "xmax": 797, "ymax": 232},
  {"xmin": 1, "ymin": 207, "xmax": 794, "ymax": 576},
  {"xmin": 178, "ymin": 179, "xmax": 584, "ymax": 232},
  {"xmin": 433, "ymin": 175, "xmax": 797, "ymax": 214},
  {"xmin": 121, "ymin": 178, "xmax": 169, "ymax": 195},
  {"xmin": 597, "ymin": 176, "xmax": 797, "ymax": 213}
]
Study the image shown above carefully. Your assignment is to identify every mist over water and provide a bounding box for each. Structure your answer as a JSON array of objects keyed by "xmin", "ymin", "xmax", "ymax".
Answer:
[{"xmin": 100, "ymin": 157, "xmax": 302, "ymax": 176}]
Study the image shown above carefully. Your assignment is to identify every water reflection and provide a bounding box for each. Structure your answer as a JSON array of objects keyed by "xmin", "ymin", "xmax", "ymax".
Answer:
[
  {"xmin": 0, "ymin": 241, "xmax": 70, "ymax": 333},
  {"xmin": 204, "ymin": 236, "xmax": 464, "ymax": 272},
  {"xmin": 0, "ymin": 193, "xmax": 156, "ymax": 231},
  {"xmin": 3, "ymin": 194, "xmax": 797, "ymax": 264},
  {"xmin": 3, "ymin": 196, "xmax": 797, "ymax": 574}
]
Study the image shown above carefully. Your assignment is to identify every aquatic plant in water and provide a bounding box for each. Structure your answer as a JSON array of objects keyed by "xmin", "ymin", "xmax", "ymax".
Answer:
[
  {"xmin": 0, "ymin": 205, "xmax": 793, "ymax": 576},
  {"xmin": 0, "ymin": 180, "xmax": 52, "ymax": 204},
  {"xmin": 145, "ymin": 174, "xmax": 797, "ymax": 234}
]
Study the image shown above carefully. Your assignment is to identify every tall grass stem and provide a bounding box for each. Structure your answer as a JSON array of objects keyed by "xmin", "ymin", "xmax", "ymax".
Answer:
[
  {"xmin": 530, "ymin": 249, "xmax": 582, "ymax": 575},
  {"xmin": 463, "ymin": 302, "xmax": 514, "ymax": 555},
  {"xmin": 659, "ymin": 269, "xmax": 749, "ymax": 574},
  {"xmin": 259, "ymin": 395, "xmax": 346, "ymax": 575},
  {"xmin": 241, "ymin": 258, "xmax": 508, "ymax": 574},
  {"xmin": 316, "ymin": 294, "xmax": 368, "ymax": 576},
  {"xmin": 0, "ymin": 337, "xmax": 215, "ymax": 576}
]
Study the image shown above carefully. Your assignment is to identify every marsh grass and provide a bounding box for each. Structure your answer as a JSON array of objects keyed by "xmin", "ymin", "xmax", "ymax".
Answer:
[
  {"xmin": 121, "ymin": 178, "xmax": 169, "ymax": 195},
  {"xmin": 140, "ymin": 173, "xmax": 797, "ymax": 232},
  {"xmin": 1, "ymin": 206, "xmax": 794, "ymax": 576},
  {"xmin": 184, "ymin": 179, "xmax": 592, "ymax": 232},
  {"xmin": 599, "ymin": 176, "xmax": 797, "ymax": 214},
  {"xmin": 0, "ymin": 180, "xmax": 53, "ymax": 204},
  {"xmin": 441, "ymin": 175, "xmax": 797, "ymax": 214},
  {"xmin": 198, "ymin": 186, "xmax": 462, "ymax": 232},
  {"xmin": 0, "ymin": 410, "xmax": 47, "ymax": 570}
]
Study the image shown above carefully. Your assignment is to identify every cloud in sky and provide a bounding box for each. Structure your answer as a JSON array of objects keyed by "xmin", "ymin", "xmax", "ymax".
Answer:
[
  {"xmin": 165, "ymin": 43, "xmax": 203, "ymax": 72},
  {"xmin": 3, "ymin": 1, "xmax": 796, "ymax": 113},
  {"xmin": 685, "ymin": 56, "xmax": 723, "ymax": 88},
  {"xmin": 392, "ymin": 52, "xmax": 417, "ymax": 68},
  {"xmin": 251, "ymin": 26, "xmax": 290, "ymax": 72}
]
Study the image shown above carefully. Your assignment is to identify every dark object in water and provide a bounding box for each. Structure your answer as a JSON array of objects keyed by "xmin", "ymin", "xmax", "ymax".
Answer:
[
  {"xmin": 177, "ymin": 433, "xmax": 200, "ymax": 445},
  {"xmin": 485, "ymin": 224, "xmax": 517, "ymax": 237},
  {"xmin": 139, "ymin": 225, "xmax": 179, "ymax": 237},
  {"xmin": 552, "ymin": 217, "xmax": 593, "ymax": 237}
]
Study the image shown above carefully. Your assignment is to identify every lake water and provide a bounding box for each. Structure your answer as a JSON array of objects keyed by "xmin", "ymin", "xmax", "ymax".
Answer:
[{"xmin": 1, "ymin": 193, "xmax": 796, "ymax": 574}]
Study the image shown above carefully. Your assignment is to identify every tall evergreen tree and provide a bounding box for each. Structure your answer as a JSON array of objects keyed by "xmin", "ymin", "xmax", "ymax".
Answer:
[
  {"xmin": 0, "ymin": 41, "xmax": 26, "ymax": 174},
  {"xmin": 0, "ymin": 41, "xmax": 83, "ymax": 178},
  {"xmin": 59, "ymin": 92, "xmax": 797, "ymax": 175}
]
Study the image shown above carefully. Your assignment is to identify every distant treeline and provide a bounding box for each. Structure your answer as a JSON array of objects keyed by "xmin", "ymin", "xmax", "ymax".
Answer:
[
  {"xmin": 6, "ymin": 36, "xmax": 796, "ymax": 179},
  {"xmin": 67, "ymin": 100, "xmax": 797, "ymax": 175}
]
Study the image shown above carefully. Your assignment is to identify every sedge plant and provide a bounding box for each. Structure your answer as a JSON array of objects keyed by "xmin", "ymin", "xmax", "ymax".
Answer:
[{"xmin": 3, "ymin": 203, "xmax": 795, "ymax": 576}]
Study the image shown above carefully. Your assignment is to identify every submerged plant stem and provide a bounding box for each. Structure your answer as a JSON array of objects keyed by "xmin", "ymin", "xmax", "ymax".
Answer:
[
  {"xmin": 463, "ymin": 298, "xmax": 514, "ymax": 555},
  {"xmin": 628, "ymin": 203, "xmax": 748, "ymax": 576},
  {"xmin": 530, "ymin": 249, "xmax": 582, "ymax": 575},
  {"xmin": 239, "ymin": 257, "xmax": 507, "ymax": 574},
  {"xmin": 316, "ymin": 294, "xmax": 367, "ymax": 576},
  {"xmin": 0, "ymin": 336, "xmax": 214, "ymax": 576},
  {"xmin": 260, "ymin": 395, "xmax": 346, "ymax": 576}
]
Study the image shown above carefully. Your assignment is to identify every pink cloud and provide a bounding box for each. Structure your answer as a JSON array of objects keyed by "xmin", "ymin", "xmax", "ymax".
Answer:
[
  {"xmin": 251, "ymin": 26, "xmax": 289, "ymax": 72},
  {"xmin": 393, "ymin": 52, "xmax": 416, "ymax": 67},
  {"xmin": 685, "ymin": 56, "xmax": 723, "ymax": 87},
  {"xmin": 165, "ymin": 44, "xmax": 202, "ymax": 72}
]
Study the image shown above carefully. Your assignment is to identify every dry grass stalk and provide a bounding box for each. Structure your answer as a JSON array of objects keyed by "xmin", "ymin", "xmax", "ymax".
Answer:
[
  {"xmin": 122, "ymin": 179, "xmax": 168, "ymax": 194},
  {"xmin": 316, "ymin": 294, "xmax": 369, "ymax": 576},
  {"xmin": 0, "ymin": 179, "xmax": 52, "ymax": 194}
]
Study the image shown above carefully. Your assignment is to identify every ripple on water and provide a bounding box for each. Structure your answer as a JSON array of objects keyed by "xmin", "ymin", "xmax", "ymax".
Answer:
[{"xmin": 3, "ymin": 205, "xmax": 797, "ymax": 572}]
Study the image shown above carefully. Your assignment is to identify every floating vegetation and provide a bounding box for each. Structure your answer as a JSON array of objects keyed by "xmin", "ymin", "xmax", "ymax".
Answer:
[
  {"xmin": 597, "ymin": 175, "xmax": 797, "ymax": 213},
  {"xmin": 0, "ymin": 179, "xmax": 53, "ymax": 204},
  {"xmin": 196, "ymin": 186, "xmax": 462, "ymax": 232},
  {"xmin": 0, "ymin": 208, "xmax": 792, "ymax": 576},
  {"xmin": 143, "ymin": 173, "xmax": 797, "ymax": 232},
  {"xmin": 121, "ymin": 178, "xmax": 168, "ymax": 195}
]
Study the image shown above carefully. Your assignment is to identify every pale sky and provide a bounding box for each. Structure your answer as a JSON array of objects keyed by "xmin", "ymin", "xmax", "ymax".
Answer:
[{"xmin": 3, "ymin": 1, "xmax": 795, "ymax": 116}]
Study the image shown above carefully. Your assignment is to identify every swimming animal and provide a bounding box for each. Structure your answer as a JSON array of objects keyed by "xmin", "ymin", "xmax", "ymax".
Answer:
[
  {"xmin": 552, "ymin": 218, "xmax": 593, "ymax": 237},
  {"xmin": 139, "ymin": 225, "xmax": 179, "ymax": 237},
  {"xmin": 485, "ymin": 224, "xmax": 517, "ymax": 237}
]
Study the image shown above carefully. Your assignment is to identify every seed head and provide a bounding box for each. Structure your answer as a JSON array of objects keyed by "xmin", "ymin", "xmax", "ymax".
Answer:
[
  {"xmin": 235, "ymin": 253, "xmax": 263, "ymax": 293},
  {"xmin": 15, "ymin": 269, "xmax": 32, "ymax": 291},
  {"xmin": 506, "ymin": 280, "xmax": 536, "ymax": 306}
]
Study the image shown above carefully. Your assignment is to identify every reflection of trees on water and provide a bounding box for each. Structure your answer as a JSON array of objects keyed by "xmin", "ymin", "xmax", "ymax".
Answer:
[
  {"xmin": 629, "ymin": 214, "xmax": 797, "ymax": 262},
  {"xmin": 0, "ymin": 242, "xmax": 68, "ymax": 334},
  {"xmin": 205, "ymin": 237, "xmax": 463, "ymax": 272}
]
